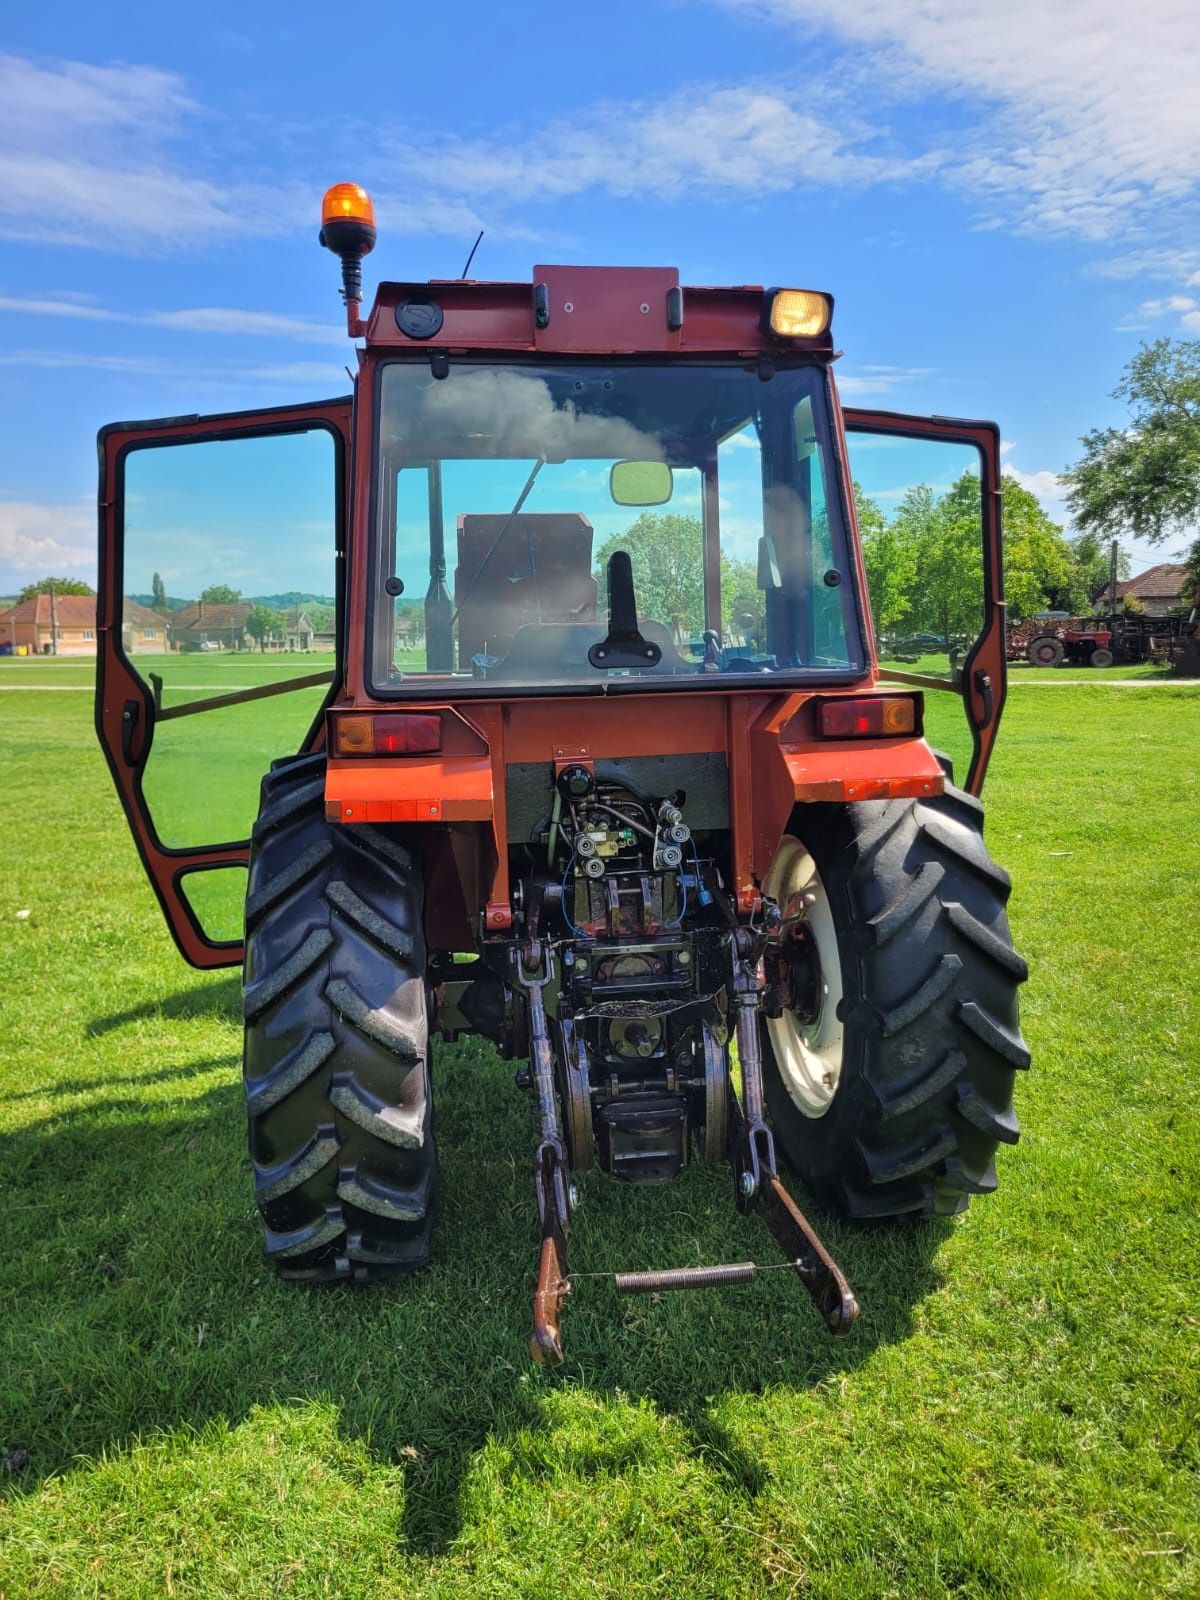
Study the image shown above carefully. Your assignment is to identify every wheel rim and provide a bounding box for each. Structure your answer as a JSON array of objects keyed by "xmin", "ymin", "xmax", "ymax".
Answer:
[{"xmin": 762, "ymin": 837, "xmax": 844, "ymax": 1118}]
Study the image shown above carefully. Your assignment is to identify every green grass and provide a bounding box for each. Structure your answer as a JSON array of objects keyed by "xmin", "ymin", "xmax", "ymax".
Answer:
[
  {"xmin": 880, "ymin": 655, "xmax": 1172, "ymax": 684},
  {"xmin": 0, "ymin": 682, "xmax": 1197, "ymax": 1598}
]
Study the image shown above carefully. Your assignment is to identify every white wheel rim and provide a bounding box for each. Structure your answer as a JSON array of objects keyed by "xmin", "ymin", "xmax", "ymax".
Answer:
[{"xmin": 762, "ymin": 837, "xmax": 844, "ymax": 1118}]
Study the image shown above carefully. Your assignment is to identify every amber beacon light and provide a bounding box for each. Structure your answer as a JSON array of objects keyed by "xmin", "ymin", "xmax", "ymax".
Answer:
[{"xmin": 319, "ymin": 183, "xmax": 377, "ymax": 334}]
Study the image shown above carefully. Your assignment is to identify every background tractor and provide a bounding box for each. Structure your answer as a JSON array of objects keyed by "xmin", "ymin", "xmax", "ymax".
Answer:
[{"xmin": 95, "ymin": 183, "xmax": 1028, "ymax": 1363}]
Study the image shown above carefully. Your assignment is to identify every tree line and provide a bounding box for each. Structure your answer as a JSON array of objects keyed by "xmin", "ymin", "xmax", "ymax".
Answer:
[
  {"xmin": 596, "ymin": 479, "xmax": 1120, "ymax": 655},
  {"xmin": 856, "ymin": 472, "xmax": 1124, "ymax": 644}
]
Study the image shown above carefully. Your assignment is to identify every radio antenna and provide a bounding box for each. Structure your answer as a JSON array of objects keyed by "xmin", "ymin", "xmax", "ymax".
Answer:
[{"xmin": 460, "ymin": 229, "xmax": 484, "ymax": 279}]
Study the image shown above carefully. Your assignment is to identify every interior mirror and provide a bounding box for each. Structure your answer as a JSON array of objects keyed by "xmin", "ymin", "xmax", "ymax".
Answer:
[{"xmin": 610, "ymin": 460, "xmax": 673, "ymax": 506}]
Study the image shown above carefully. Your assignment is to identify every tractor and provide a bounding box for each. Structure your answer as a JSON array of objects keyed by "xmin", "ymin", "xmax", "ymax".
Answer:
[
  {"xmin": 1025, "ymin": 621, "xmax": 1114, "ymax": 668},
  {"xmin": 95, "ymin": 184, "xmax": 1028, "ymax": 1363}
]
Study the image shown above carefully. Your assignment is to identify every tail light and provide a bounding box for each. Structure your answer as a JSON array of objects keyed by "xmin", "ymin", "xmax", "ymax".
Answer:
[
  {"xmin": 816, "ymin": 696, "xmax": 918, "ymax": 739},
  {"xmin": 332, "ymin": 712, "xmax": 442, "ymax": 756}
]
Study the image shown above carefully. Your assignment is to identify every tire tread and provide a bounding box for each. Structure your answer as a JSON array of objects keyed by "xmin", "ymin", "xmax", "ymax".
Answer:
[{"xmin": 763, "ymin": 777, "xmax": 1028, "ymax": 1222}]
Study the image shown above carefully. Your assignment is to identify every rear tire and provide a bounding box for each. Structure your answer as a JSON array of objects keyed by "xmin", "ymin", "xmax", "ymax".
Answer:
[
  {"xmin": 242, "ymin": 753, "xmax": 435, "ymax": 1280},
  {"xmin": 1089, "ymin": 647, "xmax": 1114, "ymax": 668},
  {"xmin": 762, "ymin": 782, "xmax": 1028, "ymax": 1220},
  {"xmin": 1027, "ymin": 636, "xmax": 1064, "ymax": 667}
]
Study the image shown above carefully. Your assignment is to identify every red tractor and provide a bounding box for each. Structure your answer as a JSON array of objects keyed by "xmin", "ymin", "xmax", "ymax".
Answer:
[
  {"xmin": 95, "ymin": 184, "xmax": 1027, "ymax": 1363},
  {"xmin": 1026, "ymin": 622, "xmax": 1114, "ymax": 668}
]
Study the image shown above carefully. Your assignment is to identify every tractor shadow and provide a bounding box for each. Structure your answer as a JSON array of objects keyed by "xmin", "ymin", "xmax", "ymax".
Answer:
[
  {"xmin": 1, "ymin": 1037, "xmax": 951, "ymax": 1558},
  {"xmin": 85, "ymin": 974, "xmax": 242, "ymax": 1037}
]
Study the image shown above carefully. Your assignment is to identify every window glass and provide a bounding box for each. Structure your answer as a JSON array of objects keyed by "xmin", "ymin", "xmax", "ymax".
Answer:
[
  {"xmin": 372, "ymin": 361, "xmax": 862, "ymax": 692},
  {"xmin": 121, "ymin": 429, "xmax": 337, "ymax": 847},
  {"xmin": 844, "ymin": 430, "xmax": 986, "ymax": 781}
]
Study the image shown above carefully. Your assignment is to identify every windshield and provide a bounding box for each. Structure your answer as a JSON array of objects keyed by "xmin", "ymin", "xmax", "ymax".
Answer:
[{"xmin": 370, "ymin": 360, "xmax": 863, "ymax": 693}]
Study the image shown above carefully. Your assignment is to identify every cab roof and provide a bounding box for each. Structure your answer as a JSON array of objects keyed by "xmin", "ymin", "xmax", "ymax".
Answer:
[{"xmin": 365, "ymin": 266, "xmax": 834, "ymax": 358}]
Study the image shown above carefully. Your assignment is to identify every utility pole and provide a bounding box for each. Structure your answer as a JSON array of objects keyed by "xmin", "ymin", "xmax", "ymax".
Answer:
[{"xmin": 1109, "ymin": 539, "xmax": 1119, "ymax": 618}]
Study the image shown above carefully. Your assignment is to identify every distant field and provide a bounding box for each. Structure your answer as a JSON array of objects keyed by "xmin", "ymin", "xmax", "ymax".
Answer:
[
  {"xmin": 0, "ymin": 651, "xmax": 336, "ymax": 690},
  {"xmin": 0, "ymin": 674, "xmax": 1196, "ymax": 1598}
]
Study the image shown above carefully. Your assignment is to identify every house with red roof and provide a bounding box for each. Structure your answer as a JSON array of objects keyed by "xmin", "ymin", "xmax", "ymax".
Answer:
[
  {"xmin": 0, "ymin": 594, "xmax": 169, "ymax": 656},
  {"xmin": 167, "ymin": 600, "xmax": 252, "ymax": 652},
  {"xmin": 1095, "ymin": 563, "xmax": 1194, "ymax": 616}
]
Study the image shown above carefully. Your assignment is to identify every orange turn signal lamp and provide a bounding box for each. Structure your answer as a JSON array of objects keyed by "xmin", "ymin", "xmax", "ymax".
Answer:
[
  {"xmin": 333, "ymin": 712, "xmax": 442, "ymax": 756},
  {"xmin": 816, "ymin": 695, "xmax": 918, "ymax": 739}
]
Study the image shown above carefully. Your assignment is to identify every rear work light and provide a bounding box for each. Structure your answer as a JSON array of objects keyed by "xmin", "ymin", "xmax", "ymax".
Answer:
[
  {"xmin": 767, "ymin": 289, "xmax": 833, "ymax": 338},
  {"xmin": 816, "ymin": 696, "xmax": 918, "ymax": 739},
  {"xmin": 333, "ymin": 712, "xmax": 442, "ymax": 756}
]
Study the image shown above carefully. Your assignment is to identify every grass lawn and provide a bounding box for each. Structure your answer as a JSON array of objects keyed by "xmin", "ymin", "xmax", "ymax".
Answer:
[{"xmin": 0, "ymin": 678, "xmax": 1196, "ymax": 1598}]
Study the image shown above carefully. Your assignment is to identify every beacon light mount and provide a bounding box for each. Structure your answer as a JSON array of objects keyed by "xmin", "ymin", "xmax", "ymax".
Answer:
[{"xmin": 319, "ymin": 183, "xmax": 377, "ymax": 337}]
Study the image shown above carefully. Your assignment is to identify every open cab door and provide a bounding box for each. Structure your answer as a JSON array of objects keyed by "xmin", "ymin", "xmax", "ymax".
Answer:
[
  {"xmin": 96, "ymin": 398, "xmax": 351, "ymax": 967},
  {"xmin": 840, "ymin": 407, "xmax": 1006, "ymax": 795}
]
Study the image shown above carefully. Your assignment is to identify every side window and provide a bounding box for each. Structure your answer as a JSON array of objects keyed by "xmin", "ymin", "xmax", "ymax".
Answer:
[
  {"xmin": 392, "ymin": 465, "xmax": 436, "ymax": 672},
  {"xmin": 844, "ymin": 431, "xmax": 986, "ymax": 781},
  {"xmin": 798, "ymin": 400, "xmax": 851, "ymax": 667},
  {"xmin": 121, "ymin": 429, "xmax": 339, "ymax": 874},
  {"xmin": 718, "ymin": 424, "xmax": 766, "ymax": 653}
]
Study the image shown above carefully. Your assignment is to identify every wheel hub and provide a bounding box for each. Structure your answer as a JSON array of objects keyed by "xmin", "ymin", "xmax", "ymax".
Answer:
[{"xmin": 761, "ymin": 838, "xmax": 844, "ymax": 1118}]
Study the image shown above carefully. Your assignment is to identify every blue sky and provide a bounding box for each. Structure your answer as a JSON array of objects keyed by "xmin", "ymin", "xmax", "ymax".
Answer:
[{"xmin": 2, "ymin": 0, "xmax": 1198, "ymax": 594}]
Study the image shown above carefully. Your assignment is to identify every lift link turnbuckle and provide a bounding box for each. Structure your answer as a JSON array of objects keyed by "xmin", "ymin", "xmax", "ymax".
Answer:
[
  {"xmin": 513, "ymin": 939, "xmax": 573, "ymax": 1365},
  {"xmin": 729, "ymin": 924, "xmax": 859, "ymax": 1336},
  {"xmin": 517, "ymin": 924, "xmax": 858, "ymax": 1366}
]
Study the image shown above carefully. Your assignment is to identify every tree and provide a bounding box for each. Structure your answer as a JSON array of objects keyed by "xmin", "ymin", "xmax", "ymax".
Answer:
[
  {"xmin": 999, "ymin": 473, "xmax": 1074, "ymax": 619},
  {"xmin": 17, "ymin": 576, "xmax": 94, "ymax": 603},
  {"xmin": 1064, "ymin": 339, "xmax": 1200, "ymax": 543},
  {"xmin": 1063, "ymin": 531, "xmax": 1130, "ymax": 613},
  {"xmin": 595, "ymin": 513, "xmax": 705, "ymax": 641},
  {"xmin": 199, "ymin": 583, "xmax": 243, "ymax": 605},
  {"xmin": 866, "ymin": 473, "xmax": 1074, "ymax": 640},
  {"xmin": 151, "ymin": 571, "xmax": 167, "ymax": 612},
  {"xmin": 245, "ymin": 605, "xmax": 283, "ymax": 652},
  {"xmin": 856, "ymin": 482, "xmax": 916, "ymax": 635},
  {"xmin": 885, "ymin": 480, "xmax": 983, "ymax": 642},
  {"xmin": 1183, "ymin": 537, "xmax": 1200, "ymax": 611},
  {"xmin": 720, "ymin": 552, "xmax": 760, "ymax": 639}
]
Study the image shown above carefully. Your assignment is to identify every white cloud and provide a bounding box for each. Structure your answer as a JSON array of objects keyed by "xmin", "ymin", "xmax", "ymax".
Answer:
[
  {"xmin": 837, "ymin": 364, "xmax": 933, "ymax": 398},
  {"xmin": 0, "ymin": 348, "xmax": 347, "ymax": 388},
  {"xmin": 0, "ymin": 294, "xmax": 118, "ymax": 322},
  {"xmin": 147, "ymin": 308, "xmax": 344, "ymax": 342},
  {"xmin": 0, "ymin": 52, "xmax": 303, "ymax": 251},
  {"xmin": 1001, "ymin": 440, "xmax": 1070, "ymax": 523},
  {"xmin": 1117, "ymin": 292, "xmax": 1200, "ymax": 334},
  {"xmin": 0, "ymin": 499, "xmax": 93, "ymax": 579},
  {"xmin": 0, "ymin": 50, "xmax": 548, "ymax": 254},
  {"xmin": 384, "ymin": 83, "xmax": 930, "ymax": 209},
  {"xmin": 1008, "ymin": 466, "xmax": 1068, "ymax": 518},
  {"xmin": 1093, "ymin": 247, "xmax": 1200, "ymax": 282},
  {"xmin": 0, "ymin": 294, "xmax": 345, "ymax": 342},
  {"xmin": 720, "ymin": 1, "xmax": 1200, "ymax": 241}
]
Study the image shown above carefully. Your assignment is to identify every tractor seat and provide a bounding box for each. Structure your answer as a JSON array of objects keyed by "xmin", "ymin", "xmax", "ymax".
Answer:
[{"xmin": 478, "ymin": 620, "xmax": 695, "ymax": 680}]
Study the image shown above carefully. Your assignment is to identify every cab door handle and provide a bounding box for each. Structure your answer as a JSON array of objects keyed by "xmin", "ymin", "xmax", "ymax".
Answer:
[{"xmin": 121, "ymin": 698, "xmax": 141, "ymax": 764}]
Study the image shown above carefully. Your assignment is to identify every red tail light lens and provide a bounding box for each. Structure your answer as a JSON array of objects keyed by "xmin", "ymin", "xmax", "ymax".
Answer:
[
  {"xmin": 816, "ymin": 696, "xmax": 917, "ymax": 738},
  {"xmin": 333, "ymin": 712, "xmax": 442, "ymax": 755}
]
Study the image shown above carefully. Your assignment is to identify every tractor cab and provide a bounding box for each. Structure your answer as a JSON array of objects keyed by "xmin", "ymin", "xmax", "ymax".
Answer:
[
  {"xmin": 366, "ymin": 347, "xmax": 860, "ymax": 691},
  {"xmin": 95, "ymin": 184, "xmax": 1026, "ymax": 1365}
]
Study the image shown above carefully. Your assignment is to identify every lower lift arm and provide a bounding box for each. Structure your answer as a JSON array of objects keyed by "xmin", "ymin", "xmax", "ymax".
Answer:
[{"xmin": 515, "ymin": 928, "xmax": 857, "ymax": 1367}]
